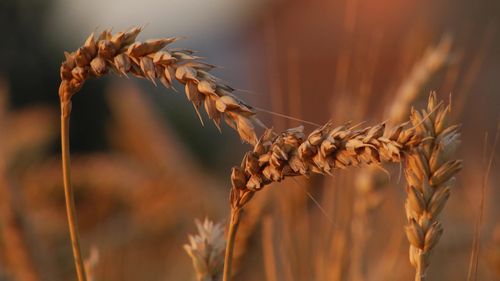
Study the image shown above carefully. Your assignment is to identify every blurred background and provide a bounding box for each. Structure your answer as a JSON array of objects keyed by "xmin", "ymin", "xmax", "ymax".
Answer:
[{"xmin": 0, "ymin": 0, "xmax": 499, "ymax": 280}]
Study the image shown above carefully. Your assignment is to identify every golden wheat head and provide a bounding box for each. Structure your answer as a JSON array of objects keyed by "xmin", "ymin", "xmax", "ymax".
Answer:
[
  {"xmin": 230, "ymin": 120, "xmax": 422, "ymax": 209},
  {"xmin": 59, "ymin": 27, "xmax": 260, "ymax": 144},
  {"xmin": 403, "ymin": 92, "xmax": 462, "ymax": 281}
]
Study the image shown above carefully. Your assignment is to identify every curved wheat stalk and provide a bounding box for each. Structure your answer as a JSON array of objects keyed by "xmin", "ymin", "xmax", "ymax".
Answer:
[
  {"xmin": 58, "ymin": 27, "xmax": 261, "ymax": 281},
  {"xmin": 403, "ymin": 93, "xmax": 462, "ymax": 281}
]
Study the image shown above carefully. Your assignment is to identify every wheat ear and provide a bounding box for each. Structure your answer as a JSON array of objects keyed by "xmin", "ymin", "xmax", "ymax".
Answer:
[
  {"xmin": 231, "ymin": 121, "xmax": 420, "ymax": 193},
  {"xmin": 404, "ymin": 92, "xmax": 462, "ymax": 281},
  {"xmin": 60, "ymin": 27, "xmax": 260, "ymax": 144},
  {"xmin": 184, "ymin": 219, "xmax": 226, "ymax": 281},
  {"xmin": 222, "ymin": 120, "xmax": 422, "ymax": 281}
]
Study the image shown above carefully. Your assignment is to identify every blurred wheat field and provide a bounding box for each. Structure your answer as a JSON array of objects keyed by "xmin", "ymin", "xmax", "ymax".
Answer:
[{"xmin": 0, "ymin": 0, "xmax": 499, "ymax": 281}]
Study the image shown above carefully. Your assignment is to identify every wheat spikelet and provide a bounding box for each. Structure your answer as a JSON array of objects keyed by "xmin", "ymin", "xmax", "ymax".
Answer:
[
  {"xmin": 403, "ymin": 92, "xmax": 462, "ymax": 281},
  {"xmin": 184, "ymin": 219, "xmax": 226, "ymax": 281},
  {"xmin": 229, "ymin": 120, "xmax": 421, "ymax": 209},
  {"xmin": 59, "ymin": 27, "xmax": 259, "ymax": 144}
]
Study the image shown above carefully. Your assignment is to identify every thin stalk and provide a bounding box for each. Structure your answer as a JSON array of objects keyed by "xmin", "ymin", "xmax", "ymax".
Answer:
[
  {"xmin": 223, "ymin": 207, "xmax": 242, "ymax": 281},
  {"xmin": 415, "ymin": 265, "xmax": 426, "ymax": 281},
  {"xmin": 60, "ymin": 99, "xmax": 87, "ymax": 281}
]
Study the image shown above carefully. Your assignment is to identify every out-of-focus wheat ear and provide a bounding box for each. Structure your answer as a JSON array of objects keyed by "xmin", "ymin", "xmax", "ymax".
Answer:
[
  {"xmin": 84, "ymin": 247, "xmax": 99, "ymax": 281},
  {"xmin": 184, "ymin": 219, "xmax": 226, "ymax": 281},
  {"xmin": 388, "ymin": 36, "xmax": 452, "ymax": 122},
  {"xmin": 403, "ymin": 93, "xmax": 462, "ymax": 281}
]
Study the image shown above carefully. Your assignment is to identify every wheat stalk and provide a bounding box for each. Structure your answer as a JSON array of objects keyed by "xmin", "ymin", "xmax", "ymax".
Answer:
[
  {"xmin": 59, "ymin": 108, "xmax": 87, "ymax": 281},
  {"xmin": 403, "ymin": 92, "xmax": 462, "ymax": 281}
]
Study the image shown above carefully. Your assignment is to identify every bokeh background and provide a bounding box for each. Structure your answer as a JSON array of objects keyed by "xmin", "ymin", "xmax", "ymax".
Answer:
[{"xmin": 0, "ymin": 0, "xmax": 499, "ymax": 280}]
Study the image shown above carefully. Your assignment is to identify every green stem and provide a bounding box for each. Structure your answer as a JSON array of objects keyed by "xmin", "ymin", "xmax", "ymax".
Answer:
[
  {"xmin": 61, "ymin": 100, "xmax": 87, "ymax": 281},
  {"xmin": 222, "ymin": 207, "xmax": 242, "ymax": 281}
]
